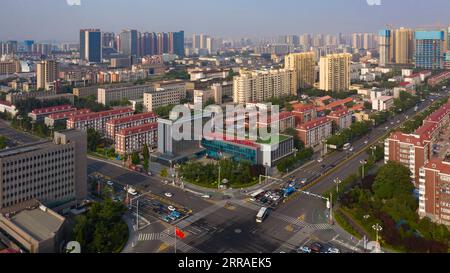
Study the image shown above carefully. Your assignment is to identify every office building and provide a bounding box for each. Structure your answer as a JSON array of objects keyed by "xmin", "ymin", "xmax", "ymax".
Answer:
[
  {"xmin": 319, "ymin": 53, "xmax": 351, "ymax": 92},
  {"xmin": 233, "ymin": 69, "xmax": 296, "ymax": 104},
  {"xmin": 36, "ymin": 60, "xmax": 58, "ymax": 90},
  {"xmin": 415, "ymin": 30, "xmax": 445, "ymax": 69},
  {"xmin": 169, "ymin": 31, "xmax": 185, "ymax": 57},
  {"xmin": 80, "ymin": 29, "xmax": 102, "ymax": 63},
  {"xmin": 143, "ymin": 88, "xmax": 181, "ymax": 112},
  {"xmin": 119, "ymin": 29, "xmax": 139, "ymax": 57},
  {"xmin": 285, "ymin": 52, "xmax": 316, "ymax": 90},
  {"xmin": 115, "ymin": 122, "xmax": 158, "ymax": 155},
  {"xmin": 0, "ymin": 130, "xmax": 87, "ymax": 211},
  {"xmin": 102, "ymin": 32, "xmax": 116, "ymax": 49},
  {"xmin": 67, "ymin": 108, "xmax": 134, "ymax": 134},
  {"xmin": 105, "ymin": 112, "xmax": 158, "ymax": 140},
  {"xmin": 97, "ymin": 84, "xmax": 154, "ymax": 105}
]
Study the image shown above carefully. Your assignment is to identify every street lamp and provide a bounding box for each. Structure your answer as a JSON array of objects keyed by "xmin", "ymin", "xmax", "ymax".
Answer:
[
  {"xmin": 360, "ymin": 160, "xmax": 367, "ymax": 180},
  {"xmin": 334, "ymin": 177, "xmax": 342, "ymax": 193},
  {"xmin": 370, "ymin": 146, "xmax": 377, "ymax": 158},
  {"xmin": 372, "ymin": 223, "xmax": 383, "ymax": 250}
]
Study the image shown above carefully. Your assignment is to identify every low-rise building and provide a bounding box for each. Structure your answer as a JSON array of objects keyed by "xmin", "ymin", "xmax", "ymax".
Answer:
[
  {"xmin": 296, "ymin": 117, "xmax": 333, "ymax": 148},
  {"xmin": 44, "ymin": 109, "xmax": 91, "ymax": 127},
  {"xmin": 0, "ymin": 100, "xmax": 18, "ymax": 117},
  {"xmin": 0, "ymin": 201, "xmax": 67, "ymax": 253},
  {"xmin": 67, "ymin": 108, "xmax": 134, "ymax": 134},
  {"xmin": 115, "ymin": 122, "xmax": 158, "ymax": 155},
  {"xmin": 28, "ymin": 105, "xmax": 76, "ymax": 122},
  {"xmin": 327, "ymin": 108, "xmax": 353, "ymax": 130},
  {"xmin": 427, "ymin": 71, "xmax": 450, "ymax": 87},
  {"xmin": 97, "ymin": 84, "xmax": 154, "ymax": 105},
  {"xmin": 256, "ymin": 111, "xmax": 296, "ymax": 133},
  {"xmin": 143, "ymin": 88, "xmax": 181, "ymax": 112},
  {"xmin": 372, "ymin": 96, "xmax": 394, "ymax": 111},
  {"xmin": 105, "ymin": 112, "xmax": 158, "ymax": 140}
]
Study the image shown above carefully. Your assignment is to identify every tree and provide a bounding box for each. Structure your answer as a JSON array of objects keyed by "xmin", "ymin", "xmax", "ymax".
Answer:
[
  {"xmin": 0, "ymin": 136, "xmax": 7, "ymax": 150},
  {"xmin": 373, "ymin": 161, "xmax": 415, "ymax": 200},
  {"xmin": 72, "ymin": 199, "xmax": 128, "ymax": 253},
  {"xmin": 160, "ymin": 168, "xmax": 169, "ymax": 178},
  {"xmin": 87, "ymin": 129, "xmax": 102, "ymax": 152},
  {"xmin": 284, "ymin": 128, "xmax": 304, "ymax": 150},
  {"xmin": 142, "ymin": 144, "xmax": 150, "ymax": 161},
  {"xmin": 131, "ymin": 151, "xmax": 140, "ymax": 165}
]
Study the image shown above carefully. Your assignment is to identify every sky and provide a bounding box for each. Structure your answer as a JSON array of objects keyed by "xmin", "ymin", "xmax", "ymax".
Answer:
[{"xmin": 1, "ymin": 0, "xmax": 450, "ymax": 42}]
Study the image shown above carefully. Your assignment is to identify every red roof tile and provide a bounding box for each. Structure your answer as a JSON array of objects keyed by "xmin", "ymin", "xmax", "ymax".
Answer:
[{"xmin": 117, "ymin": 122, "xmax": 158, "ymax": 136}]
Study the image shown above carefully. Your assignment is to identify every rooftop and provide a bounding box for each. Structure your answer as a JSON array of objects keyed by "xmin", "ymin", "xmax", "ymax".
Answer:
[
  {"xmin": 117, "ymin": 122, "xmax": 158, "ymax": 136},
  {"xmin": 31, "ymin": 105, "xmax": 75, "ymax": 115},
  {"xmin": 68, "ymin": 108, "xmax": 133, "ymax": 122},
  {"xmin": 107, "ymin": 112, "xmax": 158, "ymax": 126},
  {"xmin": 423, "ymin": 159, "xmax": 450, "ymax": 175},
  {"xmin": 297, "ymin": 117, "xmax": 331, "ymax": 130},
  {"xmin": 6, "ymin": 205, "xmax": 65, "ymax": 242}
]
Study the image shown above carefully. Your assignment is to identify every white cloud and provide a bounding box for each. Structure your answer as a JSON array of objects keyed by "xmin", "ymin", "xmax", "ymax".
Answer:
[
  {"xmin": 66, "ymin": 0, "xmax": 81, "ymax": 6},
  {"xmin": 366, "ymin": 0, "xmax": 382, "ymax": 6}
]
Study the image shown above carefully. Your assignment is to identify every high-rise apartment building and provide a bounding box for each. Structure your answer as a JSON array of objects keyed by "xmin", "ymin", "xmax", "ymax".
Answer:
[
  {"xmin": 415, "ymin": 30, "xmax": 445, "ymax": 69},
  {"xmin": 233, "ymin": 69, "xmax": 296, "ymax": 104},
  {"xmin": 0, "ymin": 130, "xmax": 87, "ymax": 211},
  {"xmin": 36, "ymin": 60, "xmax": 58, "ymax": 90},
  {"xmin": 285, "ymin": 52, "xmax": 316, "ymax": 90},
  {"xmin": 319, "ymin": 53, "xmax": 351, "ymax": 92},
  {"xmin": 379, "ymin": 29, "xmax": 392, "ymax": 67},
  {"xmin": 394, "ymin": 27, "xmax": 414, "ymax": 64},
  {"xmin": 79, "ymin": 29, "xmax": 102, "ymax": 63}
]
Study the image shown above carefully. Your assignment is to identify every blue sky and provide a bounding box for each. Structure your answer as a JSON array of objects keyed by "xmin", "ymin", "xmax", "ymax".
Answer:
[{"xmin": 0, "ymin": 0, "xmax": 449, "ymax": 41}]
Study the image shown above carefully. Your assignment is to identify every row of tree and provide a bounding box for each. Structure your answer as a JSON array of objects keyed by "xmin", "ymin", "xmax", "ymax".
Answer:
[
  {"xmin": 326, "ymin": 121, "xmax": 371, "ymax": 148},
  {"xmin": 276, "ymin": 147, "xmax": 314, "ymax": 173}
]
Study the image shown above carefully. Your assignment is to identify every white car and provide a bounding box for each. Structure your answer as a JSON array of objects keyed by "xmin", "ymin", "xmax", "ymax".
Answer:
[
  {"xmin": 349, "ymin": 147, "xmax": 354, "ymax": 152},
  {"xmin": 106, "ymin": 181, "xmax": 114, "ymax": 186},
  {"xmin": 168, "ymin": 206, "xmax": 176, "ymax": 211},
  {"xmin": 165, "ymin": 192, "xmax": 173, "ymax": 198},
  {"xmin": 327, "ymin": 247, "xmax": 340, "ymax": 253},
  {"xmin": 201, "ymin": 194, "xmax": 211, "ymax": 199},
  {"xmin": 317, "ymin": 158, "xmax": 324, "ymax": 163},
  {"xmin": 127, "ymin": 188, "xmax": 138, "ymax": 196},
  {"xmin": 300, "ymin": 178, "xmax": 307, "ymax": 184},
  {"xmin": 364, "ymin": 140, "xmax": 369, "ymax": 145}
]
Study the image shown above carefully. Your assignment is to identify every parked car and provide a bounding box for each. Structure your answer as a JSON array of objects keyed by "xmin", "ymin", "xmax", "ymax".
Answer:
[
  {"xmin": 297, "ymin": 246, "xmax": 312, "ymax": 253},
  {"xmin": 326, "ymin": 247, "xmax": 340, "ymax": 253},
  {"xmin": 168, "ymin": 206, "xmax": 176, "ymax": 211},
  {"xmin": 300, "ymin": 178, "xmax": 307, "ymax": 184},
  {"xmin": 310, "ymin": 242, "xmax": 323, "ymax": 253}
]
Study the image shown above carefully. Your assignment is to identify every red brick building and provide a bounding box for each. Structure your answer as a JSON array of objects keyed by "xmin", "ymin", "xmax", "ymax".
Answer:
[
  {"xmin": 327, "ymin": 107, "xmax": 353, "ymax": 130},
  {"xmin": 296, "ymin": 117, "xmax": 332, "ymax": 148},
  {"xmin": 67, "ymin": 108, "xmax": 134, "ymax": 134},
  {"xmin": 419, "ymin": 159, "xmax": 450, "ymax": 226},
  {"xmin": 115, "ymin": 122, "xmax": 158, "ymax": 155},
  {"xmin": 105, "ymin": 112, "xmax": 158, "ymax": 140}
]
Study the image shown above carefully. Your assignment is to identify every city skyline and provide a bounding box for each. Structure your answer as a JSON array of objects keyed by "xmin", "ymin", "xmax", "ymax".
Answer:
[{"xmin": 1, "ymin": 0, "xmax": 450, "ymax": 41}]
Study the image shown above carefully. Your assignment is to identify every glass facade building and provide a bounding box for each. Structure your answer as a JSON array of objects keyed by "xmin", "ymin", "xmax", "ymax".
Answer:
[
  {"xmin": 415, "ymin": 31, "xmax": 445, "ymax": 69},
  {"xmin": 201, "ymin": 139, "xmax": 258, "ymax": 164},
  {"xmin": 80, "ymin": 29, "xmax": 102, "ymax": 63}
]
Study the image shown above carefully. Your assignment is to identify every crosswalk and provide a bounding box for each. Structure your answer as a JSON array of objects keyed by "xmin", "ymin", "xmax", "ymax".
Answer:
[{"xmin": 138, "ymin": 233, "xmax": 163, "ymax": 241}]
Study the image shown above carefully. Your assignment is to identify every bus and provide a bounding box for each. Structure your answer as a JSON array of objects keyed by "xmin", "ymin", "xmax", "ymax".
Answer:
[{"xmin": 256, "ymin": 207, "xmax": 269, "ymax": 223}]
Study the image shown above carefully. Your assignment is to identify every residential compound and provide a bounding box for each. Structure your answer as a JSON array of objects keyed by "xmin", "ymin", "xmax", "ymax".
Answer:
[
  {"xmin": 28, "ymin": 105, "xmax": 76, "ymax": 122},
  {"xmin": 105, "ymin": 112, "xmax": 158, "ymax": 140},
  {"xmin": 233, "ymin": 69, "xmax": 295, "ymax": 104},
  {"xmin": 66, "ymin": 108, "xmax": 134, "ymax": 134},
  {"xmin": 0, "ymin": 130, "xmax": 87, "ymax": 212},
  {"xmin": 296, "ymin": 117, "xmax": 333, "ymax": 148},
  {"xmin": 319, "ymin": 53, "xmax": 351, "ymax": 92},
  {"xmin": 385, "ymin": 99, "xmax": 450, "ymax": 225}
]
